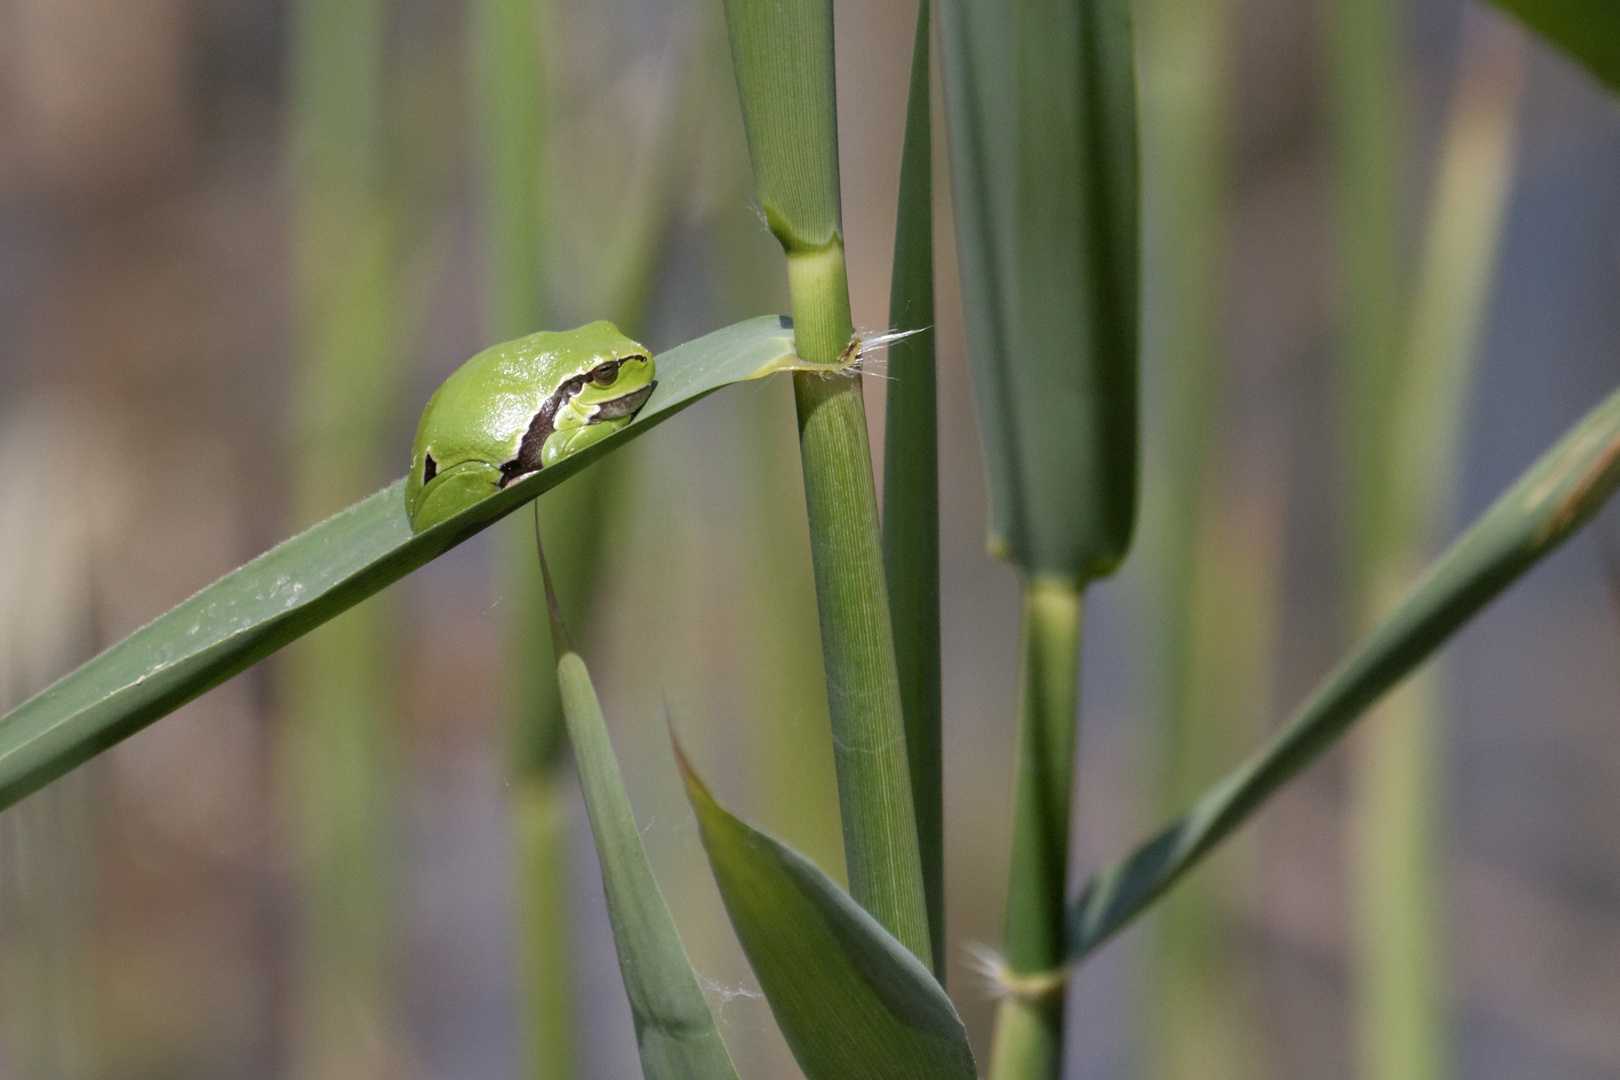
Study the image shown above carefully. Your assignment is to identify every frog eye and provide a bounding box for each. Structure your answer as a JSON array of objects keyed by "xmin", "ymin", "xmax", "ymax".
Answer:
[
  {"xmin": 423, "ymin": 453, "xmax": 437, "ymax": 483},
  {"xmin": 591, "ymin": 361, "xmax": 622, "ymax": 386}
]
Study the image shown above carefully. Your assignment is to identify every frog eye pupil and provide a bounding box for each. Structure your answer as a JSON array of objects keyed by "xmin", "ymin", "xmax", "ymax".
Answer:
[
  {"xmin": 423, "ymin": 453, "xmax": 437, "ymax": 483},
  {"xmin": 592, "ymin": 361, "xmax": 621, "ymax": 386}
]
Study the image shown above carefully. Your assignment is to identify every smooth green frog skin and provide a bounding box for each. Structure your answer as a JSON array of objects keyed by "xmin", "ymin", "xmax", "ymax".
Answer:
[{"xmin": 406, "ymin": 321, "xmax": 656, "ymax": 532}]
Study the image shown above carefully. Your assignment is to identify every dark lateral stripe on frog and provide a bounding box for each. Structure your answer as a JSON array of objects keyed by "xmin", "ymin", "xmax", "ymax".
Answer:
[{"xmin": 496, "ymin": 359, "xmax": 654, "ymax": 488}]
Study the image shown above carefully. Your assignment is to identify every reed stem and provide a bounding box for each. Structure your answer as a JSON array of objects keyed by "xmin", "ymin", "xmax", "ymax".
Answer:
[{"xmin": 988, "ymin": 583, "xmax": 1082, "ymax": 1080}]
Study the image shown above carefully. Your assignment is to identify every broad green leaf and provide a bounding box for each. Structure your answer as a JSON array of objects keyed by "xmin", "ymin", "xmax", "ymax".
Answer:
[
  {"xmin": 1481, "ymin": 0, "xmax": 1620, "ymax": 94},
  {"xmin": 1068, "ymin": 382, "xmax": 1620, "ymax": 961},
  {"xmin": 0, "ymin": 317, "xmax": 804, "ymax": 812},
  {"xmin": 677, "ymin": 749, "xmax": 976, "ymax": 1080},
  {"xmin": 554, "ymin": 648, "xmax": 738, "ymax": 1080},
  {"xmin": 937, "ymin": 0, "xmax": 1140, "ymax": 585}
]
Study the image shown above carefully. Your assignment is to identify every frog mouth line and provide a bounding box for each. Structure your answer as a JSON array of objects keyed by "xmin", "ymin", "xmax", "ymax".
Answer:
[{"xmin": 592, "ymin": 380, "xmax": 656, "ymax": 420}]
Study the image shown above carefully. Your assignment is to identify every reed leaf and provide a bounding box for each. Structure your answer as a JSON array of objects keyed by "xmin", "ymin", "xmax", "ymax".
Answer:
[
  {"xmin": 544, "ymin": 577, "xmax": 738, "ymax": 1080},
  {"xmin": 937, "ymin": 0, "xmax": 1140, "ymax": 585},
  {"xmin": 1068, "ymin": 381, "xmax": 1620, "ymax": 961},
  {"xmin": 676, "ymin": 747, "xmax": 976, "ymax": 1080},
  {"xmin": 882, "ymin": 0, "xmax": 945, "ymax": 980},
  {"xmin": 937, "ymin": 0, "xmax": 1139, "ymax": 1071},
  {"xmin": 0, "ymin": 317, "xmax": 809, "ymax": 812}
]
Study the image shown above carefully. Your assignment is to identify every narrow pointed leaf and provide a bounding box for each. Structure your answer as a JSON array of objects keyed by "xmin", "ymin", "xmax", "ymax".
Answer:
[
  {"xmin": 882, "ymin": 0, "xmax": 946, "ymax": 980},
  {"xmin": 676, "ymin": 749, "xmax": 976, "ymax": 1080},
  {"xmin": 1068, "ymin": 383, "xmax": 1620, "ymax": 960},
  {"xmin": 554, "ymin": 650, "xmax": 738, "ymax": 1080},
  {"xmin": 0, "ymin": 317, "xmax": 806, "ymax": 811}
]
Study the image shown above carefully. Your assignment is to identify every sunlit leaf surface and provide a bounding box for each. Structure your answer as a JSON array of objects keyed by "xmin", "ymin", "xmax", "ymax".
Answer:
[{"xmin": 0, "ymin": 317, "xmax": 801, "ymax": 810}]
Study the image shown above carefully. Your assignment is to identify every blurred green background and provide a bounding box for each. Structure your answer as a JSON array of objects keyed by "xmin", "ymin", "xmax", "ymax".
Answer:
[{"xmin": 0, "ymin": 0, "xmax": 1619, "ymax": 1078}]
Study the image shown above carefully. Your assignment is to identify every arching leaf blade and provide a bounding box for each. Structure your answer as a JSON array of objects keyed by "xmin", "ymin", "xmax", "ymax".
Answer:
[
  {"xmin": 0, "ymin": 316, "xmax": 802, "ymax": 811},
  {"xmin": 1068, "ymin": 383, "xmax": 1620, "ymax": 961}
]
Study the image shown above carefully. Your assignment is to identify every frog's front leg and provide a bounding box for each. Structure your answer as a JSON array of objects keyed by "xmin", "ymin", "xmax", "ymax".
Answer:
[{"xmin": 541, "ymin": 417, "xmax": 628, "ymax": 467}]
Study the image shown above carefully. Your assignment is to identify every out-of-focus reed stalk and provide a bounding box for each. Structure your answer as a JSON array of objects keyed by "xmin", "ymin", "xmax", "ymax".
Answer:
[
  {"xmin": 0, "ymin": 404, "xmax": 124, "ymax": 1080},
  {"xmin": 282, "ymin": 0, "xmax": 404, "ymax": 1074},
  {"xmin": 1135, "ymin": 0, "xmax": 1276, "ymax": 1067},
  {"xmin": 474, "ymin": 4, "xmax": 699, "ymax": 1070},
  {"xmin": 1328, "ymin": 0, "xmax": 1404, "ymax": 581},
  {"xmin": 467, "ymin": 0, "xmax": 582, "ymax": 1075},
  {"xmin": 1346, "ymin": 20, "xmax": 1523, "ymax": 1080},
  {"xmin": 1150, "ymin": 492, "xmax": 1280, "ymax": 1080}
]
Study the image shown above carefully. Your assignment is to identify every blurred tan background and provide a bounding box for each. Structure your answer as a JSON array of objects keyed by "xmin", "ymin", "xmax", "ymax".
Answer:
[{"xmin": 0, "ymin": 0, "xmax": 1619, "ymax": 1077}]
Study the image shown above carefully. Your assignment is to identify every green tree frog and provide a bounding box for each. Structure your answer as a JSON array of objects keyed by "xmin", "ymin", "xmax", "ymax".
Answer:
[{"xmin": 406, "ymin": 321, "xmax": 655, "ymax": 532}]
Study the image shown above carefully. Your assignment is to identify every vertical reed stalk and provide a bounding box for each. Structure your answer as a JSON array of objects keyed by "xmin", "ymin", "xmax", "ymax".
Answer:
[
  {"xmin": 283, "ymin": 0, "xmax": 402, "ymax": 1073},
  {"xmin": 0, "ymin": 770, "xmax": 96, "ymax": 1080},
  {"xmin": 1151, "ymin": 496, "xmax": 1278, "ymax": 1080},
  {"xmin": 722, "ymin": 0, "xmax": 931, "ymax": 965},
  {"xmin": 473, "ymin": 0, "xmax": 545, "ymax": 340},
  {"xmin": 0, "ymin": 412, "xmax": 115, "ymax": 1080},
  {"xmin": 1325, "ymin": 0, "xmax": 1411, "ymax": 1069},
  {"xmin": 791, "ymin": 353, "xmax": 928, "ymax": 964},
  {"xmin": 498, "ymin": 474, "xmax": 616, "ymax": 1080},
  {"xmin": 988, "ymin": 583, "xmax": 1081, "ymax": 1080}
]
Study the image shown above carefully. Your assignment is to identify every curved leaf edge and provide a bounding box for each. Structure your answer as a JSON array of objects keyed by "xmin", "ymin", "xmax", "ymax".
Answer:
[
  {"xmin": 674, "ymin": 739, "xmax": 977, "ymax": 1080},
  {"xmin": 0, "ymin": 315, "xmax": 822, "ymax": 810}
]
